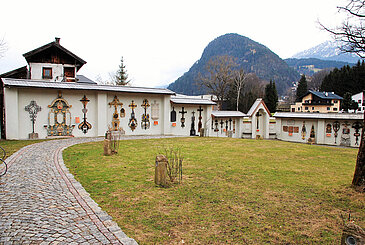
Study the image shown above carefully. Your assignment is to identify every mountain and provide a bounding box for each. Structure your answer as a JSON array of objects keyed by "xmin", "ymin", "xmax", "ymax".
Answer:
[
  {"xmin": 167, "ymin": 33, "xmax": 300, "ymax": 95},
  {"xmin": 285, "ymin": 58, "xmax": 355, "ymax": 76},
  {"xmin": 292, "ymin": 40, "xmax": 360, "ymax": 63}
]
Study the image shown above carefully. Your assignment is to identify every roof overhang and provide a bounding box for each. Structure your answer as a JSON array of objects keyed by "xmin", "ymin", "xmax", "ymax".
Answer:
[
  {"xmin": 211, "ymin": 110, "xmax": 246, "ymax": 118},
  {"xmin": 1, "ymin": 78, "xmax": 175, "ymax": 95},
  {"xmin": 274, "ymin": 112, "xmax": 363, "ymax": 120},
  {"xmin": 170, "ymin": 97, "xmax": 216, "ymax": 105}
]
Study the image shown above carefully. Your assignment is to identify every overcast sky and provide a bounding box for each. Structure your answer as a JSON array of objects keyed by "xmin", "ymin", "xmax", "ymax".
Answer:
[{"xmin": 0, "ymin": 0, "xmax": 345, "ymax": 88}]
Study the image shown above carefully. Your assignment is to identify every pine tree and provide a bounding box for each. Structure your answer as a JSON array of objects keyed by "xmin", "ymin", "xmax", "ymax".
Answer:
[
  {"xmin": 342, "ymin": 92, "xmax": 359, "ymax": 112},
  {"xmin": 115, "ymin": 57, "xmax": 130, "ymax": 86},
  {"xmin": 296, "ymin": 74, "xmax": 308, "ymax": 102},
  {"xmin": 264, "ymin": 80, "xmax": 278, "ymax": 113}
]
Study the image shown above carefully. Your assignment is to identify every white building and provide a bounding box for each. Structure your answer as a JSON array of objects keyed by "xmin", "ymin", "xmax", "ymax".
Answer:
[{"xmin": 352, "ymin": 91, "xmax": 365, "ymax": 113}]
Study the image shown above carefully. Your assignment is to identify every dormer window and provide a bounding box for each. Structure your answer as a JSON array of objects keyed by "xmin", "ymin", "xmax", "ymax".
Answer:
[
  {"xmin": 64, "ymin": 67, "xmax": 75, "ymax": 82},
  {"xmin": 42, "ymin": 67, "xmax": 52, "ymax": 79}
]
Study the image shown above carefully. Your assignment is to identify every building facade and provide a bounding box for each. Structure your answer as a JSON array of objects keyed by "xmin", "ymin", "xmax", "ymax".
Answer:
[{"xmin": 291, "ymin": 90, "xmax": 343, "ymax": 113}]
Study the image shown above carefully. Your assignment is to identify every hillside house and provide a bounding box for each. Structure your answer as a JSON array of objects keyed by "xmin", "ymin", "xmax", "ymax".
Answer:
[{"xmin": 290, "ymin": 90, "xmax": 343, "ymax": 113}]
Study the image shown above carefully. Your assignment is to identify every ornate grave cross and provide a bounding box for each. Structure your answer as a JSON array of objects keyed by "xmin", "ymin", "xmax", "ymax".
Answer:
[
  {"xmin": 141, "ymin": 99, "xmax": 150, "ymax": 130},
  {"xmin": 171, "ymin": 107, "xmax": 176, "ymax": 122},
  {"xmin": 341, "ymin": 122, "xmax": 351, "ymax": 146},
  {"xmin": 220, "ymin": 120, "xmax": 224, "ymax": 133},
  {"xmin": 128, "ymin": 100, "xmax": 138, "ymax": 131},
  {"xmin": 197, "ymin": 106, "xmax": 203, "ymax": 132},
  {"xmin": 301, "ymin": 121, "xmax": 307, "ymax": 140},
  {"xmin": 179, "ymin": 107, "xmax": 187, "ymax": 127},
  {"xmin": 333, "ymin": 121, "xmax": 340, "ymax": 144},
  {"xmin": 229, "ymin": 118, "xmax": 232, "ymax": 130},
  {"xmin": 225, "ymin": 120, "xmax": 228, "ymax": 132},
  {"xmin": 256, "ymin": 111, "xmax": 262, "ymax": 130},
  {"xmin": 214, "ymin": 119, "xmax": 219, "ymax": 132},
  {"xmin": 78, "ymin": 95, "xmax": 92, "ymax": 134},
  {"xmin": 352, "ymin": 121, "xmax": 363, "ymax": 145},
  {"xmin": 25, "ymin": 100, "xmax": 42, "ymax": 134},
  {"xmin": 109, "ymin": 96, "xmax": 123, "ymax": 131},
  {"xmin": 190, "ymin": 111, "xmax": 196, "ymax": 136}
]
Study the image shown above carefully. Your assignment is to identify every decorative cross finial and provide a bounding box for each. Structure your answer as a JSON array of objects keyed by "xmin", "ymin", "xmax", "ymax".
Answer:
[{"xmin": 25, "ymin": 101, "xmax": 42, "ymax": 134}]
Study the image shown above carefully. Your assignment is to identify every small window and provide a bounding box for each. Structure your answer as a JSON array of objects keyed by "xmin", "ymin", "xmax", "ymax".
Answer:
[
  {"xmin": 305, "ymin": 107, "xmax": 308, "ymax": 110},
  {"xmin": 42, "ymin": 67, "xmax": 52, "ymax": 79},
  {"xmin": 333, "ymin": 108, "xmax": 338, "ymax": 111},
  {"xmin": 298, "ymin": 107, "xmax": 300, "ymax": 111},
  {"xmin": 334, "ymin": 100, "xmax": 338, "ymax": 103},
  {"xmin": 292, "ymin": 108, "xmax": 295, "ymax": 112},
  {"xmin": 327, "ymin": 107, "xmax": 330, "ymax": 110},
  {"xmin": 312, "ymin": 107, "xmax": 314, "ymax": 110},
  {"xmin": 358, "ymin": 100, "xmax": 361, "ymax": 103}
]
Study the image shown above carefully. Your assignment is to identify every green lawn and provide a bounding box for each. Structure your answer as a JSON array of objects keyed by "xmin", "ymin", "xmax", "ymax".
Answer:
[{"xmin": 63, "ymin": 137, "xmax": 364, "ymax": 244}]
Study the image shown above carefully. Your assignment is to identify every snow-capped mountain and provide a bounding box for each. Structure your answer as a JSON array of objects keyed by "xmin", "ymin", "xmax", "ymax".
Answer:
[{"xmin": 292, "ymin": 40, "xmax": 360, "ymax": 63}]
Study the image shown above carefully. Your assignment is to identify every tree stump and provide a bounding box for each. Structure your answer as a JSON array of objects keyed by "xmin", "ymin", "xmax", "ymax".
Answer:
[
  {"xmin": 155, "ymin": 154, "xmax": 168, "ymax": 187},
  {"xmin": 341, "ymin": 222, "xmax": 365, "ymax": 245},
  {"xmin": 103, "ymin": 139, "xmax": 112, "ymax": 156}
]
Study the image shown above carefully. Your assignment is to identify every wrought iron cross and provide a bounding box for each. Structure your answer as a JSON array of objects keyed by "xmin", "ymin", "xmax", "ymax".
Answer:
[
  {"xmin": 197, "ymin": 106, "xmax": 203, "ymax": 132},
  {"xmin": 179, "ymin": 107, "xmax": 187, "ymax": 127},
  {"xmin": 25, "ymin": 100, "xmax": 41, "ymax": 134},
  {"xmin": 78, "ymin": 95, "xmax": 92, "ymax": 134}
]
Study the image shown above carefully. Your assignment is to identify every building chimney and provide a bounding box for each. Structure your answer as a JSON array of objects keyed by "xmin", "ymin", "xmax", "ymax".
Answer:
[{"xmin": 55, "ymin": 37, "xmax": 60, "ymax": 44}]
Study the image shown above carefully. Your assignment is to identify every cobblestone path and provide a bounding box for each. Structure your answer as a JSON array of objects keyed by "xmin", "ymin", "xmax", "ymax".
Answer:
[{"xmin": 0, "ymin": 137, "xmax": 141, "ymax": 245}]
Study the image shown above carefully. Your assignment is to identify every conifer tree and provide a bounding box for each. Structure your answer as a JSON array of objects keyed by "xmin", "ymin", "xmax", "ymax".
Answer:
[
  {"xmin": 264, "ymin": 80, "xmax": 278, "ymax": 113},
  {"xmin": 296, "ymin": 74, "xmax": 308, "ymax": 102},
  {"xmin": 115, "ymin": 57, "xmax": 130, "ymax": 86}
]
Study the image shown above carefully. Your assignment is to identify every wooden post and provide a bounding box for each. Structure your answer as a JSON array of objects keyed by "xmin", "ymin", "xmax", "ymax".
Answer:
[
  {"xmin": 155, "ymin": 154, "xmax": 168, "ymax": 186},
  {"xmin": 103, "ymin": 139, "xmax": 112, "ymax": 156}
]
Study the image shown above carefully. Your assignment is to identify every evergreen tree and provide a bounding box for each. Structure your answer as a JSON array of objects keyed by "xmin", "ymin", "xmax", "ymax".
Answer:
[
  {"xmin": 342, "ymin": 92, "xmax": 359, "ymax": 112},
  {"xmin": 264, "ymin": 80, "xmax": 278, "ymax": 113},
  {"xmin": 320, "ymin": 61, "xmax": 365, "ymax": 97},
  {"xmin": 115, "ymin": 57, "xmax": 130, "ymax": 86},
  {"xmin": 296, "ymin": 74, "xmax": 308, "ymax": 102}
]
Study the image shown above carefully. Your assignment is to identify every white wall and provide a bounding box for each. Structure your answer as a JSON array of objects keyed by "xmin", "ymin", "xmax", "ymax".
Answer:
[
  {"xmin": 169, "ymin": 104, "xmax": 212, "ymax": 136},
  {"xmin": 276, "ymin": 117, "xmax": 362, "ymax": 147},
  {"xmin": 5, "ymin": 87, "xmax": 174, "ymax": 139}
]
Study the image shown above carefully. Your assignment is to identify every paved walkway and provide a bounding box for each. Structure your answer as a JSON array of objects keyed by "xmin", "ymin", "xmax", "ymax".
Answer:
[{"xmin": 0, "ymin": 136, "xmax": 155, "ymax": 245}]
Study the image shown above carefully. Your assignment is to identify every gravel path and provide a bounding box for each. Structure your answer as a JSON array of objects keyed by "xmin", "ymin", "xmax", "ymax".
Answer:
[{"xmin": 0, "ymin": 136, "xmax": 160, "ymax": 244}]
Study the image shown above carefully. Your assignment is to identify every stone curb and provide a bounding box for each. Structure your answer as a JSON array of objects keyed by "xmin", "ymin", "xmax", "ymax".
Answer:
[{"xmin": 55, "ymin": 138, "xmax": 138, "ymax": 245}]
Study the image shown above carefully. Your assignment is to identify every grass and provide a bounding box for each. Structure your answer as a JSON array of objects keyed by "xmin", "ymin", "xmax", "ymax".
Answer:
[{"xmin": 63, "ymin": 137, "xmax": 364, "ymax": 244}]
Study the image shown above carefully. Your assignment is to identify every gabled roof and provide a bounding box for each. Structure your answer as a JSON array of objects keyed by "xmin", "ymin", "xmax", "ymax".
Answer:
[
  {"xmin": 300, "ymin": 90, "xmax": 343, "ymax": 100},
  {"xmin": 23, "ymin": 38, "xmax": 86, "ymax": 70},
  {"xmin": 247, "ymin": 98, "xmax": 271, "ymax": 117},
  {"xmin": 1, "ymin": 78, "xmax": 175, "ymax": 95},
  {"xmin": 0, "ymin": 66, "xmax": 28, "ymax": 79}
]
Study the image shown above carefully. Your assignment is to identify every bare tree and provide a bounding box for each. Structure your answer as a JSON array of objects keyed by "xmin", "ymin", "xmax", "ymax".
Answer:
[
  {"xmin": 321, "ymin": 0, "xmax": 365, "ymax": 58},
  {"xmin": 233, "ymin": 69, "xmax": 246, "ymax": 111},
  {"xmin": 308, "ymin": 69, "xmax": 331, "ymax": 91},
  {"xmin": 197, "ymin": 55, "xmax": 238, "ymax": 110},
  {"xmin": 322, "ymin": 0, "xmax": 365, "ymax": 192}
]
